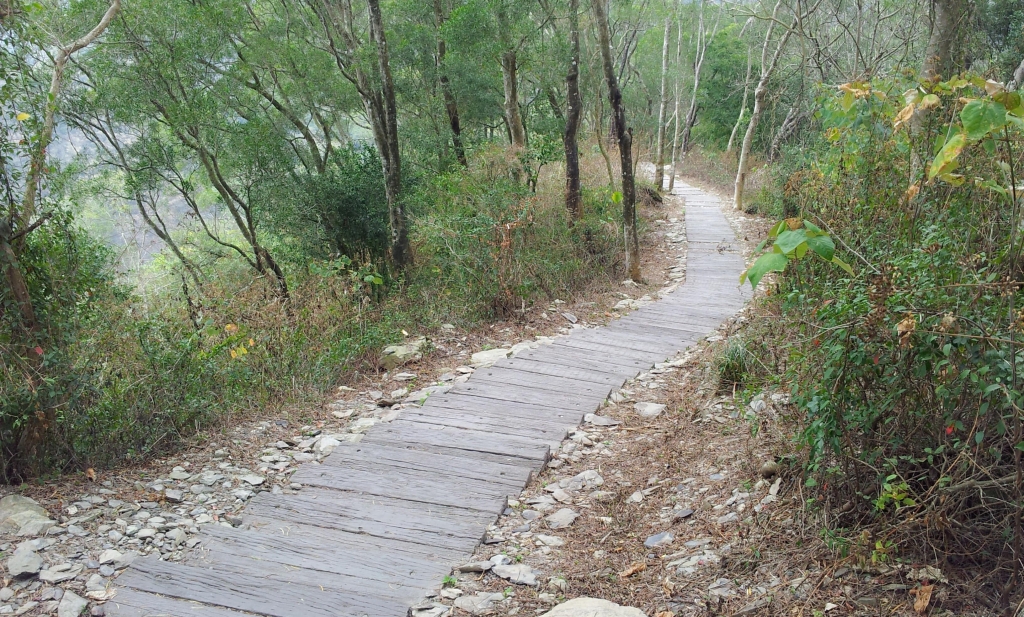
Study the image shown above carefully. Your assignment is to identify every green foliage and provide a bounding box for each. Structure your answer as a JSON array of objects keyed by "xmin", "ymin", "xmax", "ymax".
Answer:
[
  {"xmin": 740, "ymin": 218, "xmax": 852, "ymax": 288},
  {"xmin": 763, "ymin": 76, "xmax": 1024, "ymax": 572},
  {"xmin": 409, "ymin": 158, "xmax": 619, "ymax": 318},
  {"xmin": 291, "ymin": 147, "xmax": 391, "ymax": 262}
]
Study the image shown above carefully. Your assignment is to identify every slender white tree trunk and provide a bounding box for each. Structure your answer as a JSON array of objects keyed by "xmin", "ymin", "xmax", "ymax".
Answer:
[
  {"xmin": 727, "ymin": 45, "xmax": 752, "ymax": 153},
  {"xmin": 654, "ymin": 17, "xmax": 671, "ymax": 190}
]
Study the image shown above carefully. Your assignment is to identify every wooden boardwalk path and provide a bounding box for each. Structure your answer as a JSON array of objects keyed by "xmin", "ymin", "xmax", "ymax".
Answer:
[{"xmin": 106, "ymin": 182, "xmax": 751, "ymax": 616}]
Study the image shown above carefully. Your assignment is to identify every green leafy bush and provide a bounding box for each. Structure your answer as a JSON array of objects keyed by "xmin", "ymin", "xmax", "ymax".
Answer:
[{"xmin": 765, "ymin": 76, "xmax": 1024, "ymax": 581}]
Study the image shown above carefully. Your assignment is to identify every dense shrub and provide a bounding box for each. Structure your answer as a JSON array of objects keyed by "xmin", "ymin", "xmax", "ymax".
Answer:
[{"xmin": 758, "ymin": 77, "xmax": 1024, "ymax": 584}]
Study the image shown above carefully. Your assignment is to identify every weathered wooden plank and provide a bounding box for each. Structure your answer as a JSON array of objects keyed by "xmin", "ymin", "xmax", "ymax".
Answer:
[
  {"xmin": 490, "ymin": 357, "xmax": 624, "ymax": 386},
  {"xmin": 554, "ymin": 334, "xmax": 676, "ymax": 358},
  {"xmin": 194, "ymin": 525, "xmax": 448, "ymax": 590},
  {"xmin": 362, "ymin": 420, "xmax": 551, "ymax": 464},
  {"xmin": 514, "ymin": 347, "xmax": 645, "ymax": 377},
  {"xmin": 468, "ymin": 365, "xmax": 612, "ymax": 398},
  {"xmin": 321, "ymin": 442, "xmax": 533, "ymax": 487},
  {"xmin": 106, "ymin": 588, "xmax": 265, "ymax": 617},
  {"xmin": 291, "ymin": 458, "xmax": 511, "ymax": 512},
  {"xmin": 451, "ymin": 380, "xmax": 603, "ymax": 410},
  {"xmin": 423, "ymin": 392, "xmax": 583, "ymax": 427},
  {"xmin": 399, "ymin": 408, "xmax": 571, "ymax": 442},
  {"xmin": 564, "ymin": 330, "xmax": 679, "ymax": 354},
  {"xmin": 118, "ymin": 556, "xmax": 414, "ymax": 617},
  {"xmin": 243, "ymin": 489, "xmax": 488, "ymax": 554}
]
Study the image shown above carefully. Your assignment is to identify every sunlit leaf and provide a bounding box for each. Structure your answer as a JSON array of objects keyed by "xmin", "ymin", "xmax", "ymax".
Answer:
[
  {"xmin": 928, "ymin": 132, "xmax": 966, "ymax": 179},
  {"xmin": 774, "ymin": 229, "xmax": 809, "ymax": 255},
  {"xmin": 741, "ymin": 253, "xmax": 789, "ymax": 288},
  {"xmin": 961, "ymin": 99, "xmax": 1006, "ymax": 140}
]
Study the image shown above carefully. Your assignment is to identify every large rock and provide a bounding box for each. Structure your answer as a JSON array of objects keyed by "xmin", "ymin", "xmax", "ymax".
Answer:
[
  {"xmin": 57, "ymin": 591, "xmax": 88, "ymax": 617},
  {"xmin": 470, "ymin": 348, "xmax": 511, "ymax": 368},
  {"xmin": 7, "ymin": 548, "xmax": 43, "ymax": 577},
  {"xmin": 538, "ymin": 598, "xmax": 646, "ymax": 617},
  {"xmin": 0, "ymin": 495, "xmax": 55, "ymax": 536},
  {"xmin": 380, "ymin": 337, "xmax": 427, "ymax": 370}
]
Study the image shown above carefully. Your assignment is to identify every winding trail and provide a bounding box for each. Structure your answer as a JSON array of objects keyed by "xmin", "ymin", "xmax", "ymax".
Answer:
[{"xmin": 106, "ymin": 181, "xmax": 751, "ymax": 616}]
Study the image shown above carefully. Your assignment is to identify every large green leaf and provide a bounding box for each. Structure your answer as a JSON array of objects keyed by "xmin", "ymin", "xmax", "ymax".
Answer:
[
  {"xmin": 740, "ymin": 253, "xmax": 789, "ymax": 288},
  {"xmin": 929, "ymin": 132, "xmax": 966, "ymax": 179},
  {"xmin": 774, "ymin": 229, "xmax": 809, "ymax": 256},
  {"xmin": 961, "ymin": 100, "xmax": 1006, "ymax": 140},
  {"xmin": 806, "ymin": 234, "xmax": 836, "ymax": 261}
]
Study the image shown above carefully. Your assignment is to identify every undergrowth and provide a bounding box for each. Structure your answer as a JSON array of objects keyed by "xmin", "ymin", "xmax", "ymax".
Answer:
[
  {"xmin": 0, "ymin": 148, "xmax": 623, "ymax": 480},
  {"xmin": 744, "ymin": 76, "xmax": 1024, "ymax": 603}
]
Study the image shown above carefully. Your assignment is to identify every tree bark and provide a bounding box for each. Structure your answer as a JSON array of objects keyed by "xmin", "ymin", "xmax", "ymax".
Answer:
[
  {"xmin": 680, "ymin": 0, "xmax": 721, "ymax": 156},
  {"xmin": 434, "ymin": 0, "xmax": 467, "ymax": 167},
  {"xmin": 734, "ymin": 1, "xmax": 796, "ymax": 210},
  {"xmin": 921, "ymin": 0, "xmax": 966, "ymax": 80},
  {"xmin": 592, "ymin": 0, "xmax": 640, "ymax": 283},
  {"xmin": 366, "ymin": 0, "xmax": 411, "ymax": 268},
  {"xmin": 727, "ymin": 45, "xmax": 752, "ymax": 153},
  {"xmin": 501, "ymin": 50, "xmax": 527, "ymax": 151},
  {"xmin": 18, "ymin": 0, "xmax": 121, "ymax": 236},
  {"xmin": 563, "ymin": 0, "xmax": 583, "ymax": 223},
  {"xmin": 654, "ymin": 17, "xmax": 671, "ymax": 190}
]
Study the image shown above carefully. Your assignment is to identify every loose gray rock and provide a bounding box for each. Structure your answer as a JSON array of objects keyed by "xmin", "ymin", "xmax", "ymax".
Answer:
[
  {"xmin": 716, "ymin": 512, "xmax": 740, "ymax": 525},
  {"xmin": 164, "ymin": 489, "xmax": 183, "ymax": 503},
  {"xmin": 57, "ymin": 591, "xmax": 88, "ymax": 617},
  {"xmin": 238, "ymin": 474, "xmax": 265, "ymax": 486},
  {"xmin": 97, "ymin": 549, "xmax": 122, "ymax": 565},
  {"xmin": 644, "ymin": 531, "xmax": 674, "ymax": 548},
  {"xmin": 545, "ymin": 508, "xmax": 579, "ymax": 529},
  {"xmin": 583, "ymin": 414, "xmax": 620, "ymax": 426},
  {"xmin": 40, "ymin": 564, "xmax": 84, "ymax": 584},
  {"xmin": 7, "ymin": 548, "xmax": 43, "ymax": 577},
  {"xmin": 673, "ymin": 508, "xmax": 695, "ymax": 521},
  {"xmin": 410, "ymin": 601, "xmax": 450, "ymax": 617},
  {"xmin": 634, "ymin": 402, "xmax": 666, "ymax": 419},
  {"xmin": 566, "ymin": 470, "xmax": 603, "ymax": 491},
  {"xmin": 492, "ymin": 563, "xmax": 540, "ymax": 586},
  {"xmin": 536, "ymin": 598, "xmax": 646, "ymax": 617},
  {"xmin": 454, "ymin": 592, "xmax": 505, "ymax": 616},
  {"xmin": 456, "ymin": 561, "xmax": 493, "ymax": 573},
  {"xmin": 534, "ymin": 534, "xmax": 565, "ymax": 547},
  {"xmin": 708, "ymin": 578, "xmax": 737, "ymax": 599}
]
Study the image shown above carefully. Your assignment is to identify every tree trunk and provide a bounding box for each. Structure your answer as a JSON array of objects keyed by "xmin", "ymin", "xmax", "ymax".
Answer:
[
  {"xmin": 18, "ymin": 0, "xmax": 121, "ymax": 237},
  {"xmin": 769, "ymin": 103, "xmax": 801, "ymax": 162},
  {"xmin": 563, "ymin": 0, "xmax": 583, "ymax": 223},
  {"xmin": 680, "ymin": 0, "xmax": 721, "ymax": 156},
  {"xmin": 727, "ymin": 45, "xmax": 752, "ymax": 153},
  {"xmin": 734, "ymin": 1, "xmax": 796, "ymax": 210},
  {"xmin": 367, "ymin": 0, "xmax": 411, "ymax": 268},
  {"xmin": 592, "ymin": 0, "xmax": 640, "ymax": 283},
  {"xmin": 434, "ymin": 0, "xmax": 467, "ymax": 167},
  {"xmin": 667, "ymin": 86, "xmax": 680, "ymax": 191},
  {"xmin": 921, "ymin": 0, "xmax": 966, "ymax": 80},
  {"xmin": 501, "ymin": 50, "xmax": 527, "ymax": 151},
  {"xmin": 654, "ymin": 17, "xmax": 671, "ymax": 191}
]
